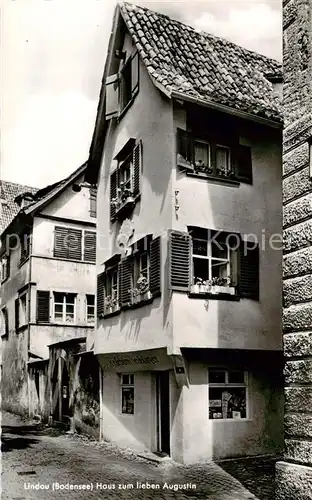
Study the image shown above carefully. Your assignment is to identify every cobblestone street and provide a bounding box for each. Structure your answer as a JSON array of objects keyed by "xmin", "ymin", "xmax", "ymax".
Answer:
[{"xmin": 1, "ymin": 412, "xmax": 275, "ymax": 500}]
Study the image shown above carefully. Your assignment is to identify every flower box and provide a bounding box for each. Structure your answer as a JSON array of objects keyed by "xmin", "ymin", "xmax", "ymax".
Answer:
[
  {"xmin": 210, "ymin": 285, "xmax": 235, "ymax": 295},
  {"xmin": 104, "ymin": 304, "xmax": 120, "ymax": 315}
]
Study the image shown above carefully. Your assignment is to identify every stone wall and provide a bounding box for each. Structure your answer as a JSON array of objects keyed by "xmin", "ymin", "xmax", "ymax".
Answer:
[{"xmin": 276, "ymin": 0, "xmax": 312, "ymax": 497}]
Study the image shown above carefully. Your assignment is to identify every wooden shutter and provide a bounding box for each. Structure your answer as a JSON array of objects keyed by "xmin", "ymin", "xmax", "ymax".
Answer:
[
  {"xmin": 15, "ymin": 298, "xmax": 19, "ymax": 330},
  {"xmin": 97, "ymin": 272, "xmax": 106, "ymax": 317},
  {"xmin": 105, "ymin": 73, "xmax": 119, "ymax": 120},
  {"xmin": 177, "ymin": 129, "xmax": 194, "ymax": 170},
  {"xmin": 150, "ymin": 236, "xmax": 161, "ymax": 297},
  {"xmin": 54, "ymin": 227, "xmax": 69, "ymax": 259},
  {"xmin": 239, "ymin": 241, "xmax": 259, "ymax": 300},
  {"xmin": 110, "ymin": 170, "xmax": 118, "ymax": 221},
  {"xmin": 132, "ymin": 140, "xmax": 142, "ymax": 197},
  {"xmin": 37, "ymin": 291, "xmax": 50, "ymax": 323},
  {"xmin": 119, "ymin": 256, "xmax": 134, "ymax": 307},
  {"xmin": 235, "ymin": 145, "xmax": 253, "ymax": 184},
  {"xmin": 84, "ymin": 231, "xmax": 96, "ymax": 263},
  {"xmin": 131, "ymin": 52, "xmax": 139, "ymax": 97},
  {"xmin": 168, "ymin": 230, "xmax": 192, "ymax": 291},
  {"xmin": 67, "ymin": 228, "xmax": 82, "ymax": 261}
]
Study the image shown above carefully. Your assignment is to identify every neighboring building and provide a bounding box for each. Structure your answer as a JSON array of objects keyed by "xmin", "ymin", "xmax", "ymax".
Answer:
[
  {"xmin": 85, "ymin": 2, "xmax": 284, "ymax": 463},
  {"xmin": 276, "ymin": 0, "xmax": 312, "ymax": 498},
  {"xmin": 0, "ymin": 164, "xmax": 98, "ymax": 430}
]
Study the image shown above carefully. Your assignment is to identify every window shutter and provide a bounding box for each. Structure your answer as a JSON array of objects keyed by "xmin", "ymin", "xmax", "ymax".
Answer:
[
  {"xmin": 89, "ymin": 188, "xmax": 97, "ymax": 218},
  {"xmin": 168, "ymin": 230, "xmax": 192, "ymax": 291},
  {"xmin": 37, "ymin": 291, "xmax": 50, "ymax": 323},
  {"xmin": 110, "ymin": 170, "xmax": 118, "ymax": 221},
  {"xmin": 67, "ymin": 229, "xmax": 82, "ymax": 261},
  {"xmin": 97, "ymin": 272, "xmax": 106, "ymax": 317},
  {"xmin": 105, "ymin": 73, "xmax": 119, "ymax": 120},
  {"xmin": 15, "ymin": 298, "xmax": 19, "ymax": 330},
  {"xmin": 239, "ymin": 241, "xmax": 259, "ymax": 300},
  {"xmin": 150, "ymin": 236, "xmax": 161, "ymax": 297},
  {"xmin": 132, "ymin": 140, "xmax": 142, "ymax": 197},
  {"xmin": 54, "ymin": 227, "xmax": 69, "ymax": 259},
  {"xmin": 131, "ymin": 52, "xmax": 139, "ymax": 97},
  {"xmin": 84, "ymin": 231, "xmax": 96, "ymax": 263},
  {"xmin": 177, "ymin": 129, "xmax": 194, "ymax": 170},
  {"xmin": 119, "ymin": 256, "xmax": 134, "ymax": 308},
  {"xmin": 235, "ymin": 145, "xmax": 252, "ymax": 184}
]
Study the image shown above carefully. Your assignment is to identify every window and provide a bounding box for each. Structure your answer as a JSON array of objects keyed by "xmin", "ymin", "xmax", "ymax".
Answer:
[
  {"xmin": 20, "ymin": 229, "xmax": 31, "ymax": 263},
  {"xmin": 1, "ymin": 254, "xmax": 10, "ymax": 281},
  {"xmin": 53, "ymin": 227, "xmax": 96, "ymax": 263},
  {"xmin": 168, "ymin": 229, "xmax": 259, "ymax": 299},
  {"xmin": 53, "ymin": 292, "xmax": 76, "ymax": 323},
  {"xmin": 1, "ymin": 308, "xmax": 9, "ymax": 337},
  {"xmin": 191, "ymin": 228, "xmax": 237, "ymax": 288},
  {"xmin": 110, "ymin": 140, "xmax": 142, "ymax": 221},
  {"xmin": 105, "ymin": 52, "xmax": 139, "ymax": 120},
  {"xmin": 208, "ymin": 369, "xmax": 247, "ymax": 420},
  {"xmin": 89, "ymin": 188, "xmax": 97, "ymax": 218},
  {"xmin": 177, "ymin": 129, "xmax": 252, "ymax": 183},
  {"xmin": 36, "ymin": 291, "xmax": 50, "ymax": 323},
  {"xmin": 86, "ymin": 295, "xmax": 95, "ymax": 324},
  {"xmin": 15, "ymin": 292, "xmax": 27, "ymax": 330},
  {"xmin": 121, "ymin": 374, "xmax": 134, "ymax": 414},
  {"xmin": 104, "ymin": 265, "xmax": 119, "ymax": 314}
]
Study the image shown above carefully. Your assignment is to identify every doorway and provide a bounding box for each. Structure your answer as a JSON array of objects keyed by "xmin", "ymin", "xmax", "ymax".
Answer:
[{"xmin": 156, "ymin": 371, "xmax": 170, "ymax": 455}]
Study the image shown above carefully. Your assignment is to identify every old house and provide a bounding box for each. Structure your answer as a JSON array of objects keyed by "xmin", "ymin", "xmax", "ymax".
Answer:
[
  {"xmin": 0, "ymin": 164, "xmax": 99, "ymax": 434},
  {"xmin": 276, "ymin": 0, "xmax": 312, "ymax": 498},
  {"xmin": 85, "ymin": 2, "xmax": 284, "ymax": 463}
]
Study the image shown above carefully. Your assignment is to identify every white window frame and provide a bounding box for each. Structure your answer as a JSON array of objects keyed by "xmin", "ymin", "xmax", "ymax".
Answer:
[
  {"xmin": 18, "ymin": 291, "xmax": 28, "ymax": 327},
  {"xmin": 192, "ymin": 232, "xmax": 231, "ymax": 284},
  {"xmin": 194, "ymin": 139, "xmax": 211, "ymax": 168},
  {"xmin": 53, "ymin": 292, "xmax": 76, "ymax": 324},
  {"xmin": 86, "ymin": 294, "xmax": 95, "ymax": 324},
  {"xmin": 120, "ymin": 373, "xmax": 135, "ymax": 415},
  {"xmin": 208, "ymin": 368, "xmax": 249, "ymax": 421}
]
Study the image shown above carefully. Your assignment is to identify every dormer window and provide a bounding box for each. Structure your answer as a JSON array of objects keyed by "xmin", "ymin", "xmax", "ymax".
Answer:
[{"xmin": 105, "ymin": 52, "xmax": 139, "ymax": 120}]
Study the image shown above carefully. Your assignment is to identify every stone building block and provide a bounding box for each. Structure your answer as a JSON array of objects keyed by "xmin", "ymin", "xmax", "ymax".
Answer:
[
  {"xmin": 285, "ymin": 386, "xmax": 312, "ymax": 412},
  {"xmin": 284, "ymin": 219, "xmax": 312, "ymax": 253},
  {"xmin": 285, "ymin": 414, "xmax": 312, "ymax": 439},
  {"xmin": 283, "ymin": 167, "xmax": 312, "ymax": 204},
  {"xmin": 284, "ymin": 276, "xmax": 312, "ymax": 307},
  {"xmin": 283, "ymin": 247, "xmax": 312, "ymax": 278},
  {"xmin": 276, "ymin": 461, "xmax": 312, "ymax": 500},
  {"xmin": 284, "ymin": 359, "xmax": 312, "ymax": 384},
  {"xmin": 284, "ymin": 332, "xmax": 312, "ymax": 357},
  {"xmin": 285, "ymin": 439, "xmax": 312, "ymax": 466},
  {"xmin": 283, "ymin": 303, "xmax": 312, "ymax": 332},
  {"xmin": 283, "ymin": 193, "xmax": 312, "ymax": 227}
]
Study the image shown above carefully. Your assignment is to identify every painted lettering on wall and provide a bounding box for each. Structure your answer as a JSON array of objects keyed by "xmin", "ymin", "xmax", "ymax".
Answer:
[{"xmin": 107, "ymin": 356, "xmax": 159, "ymax": 368}]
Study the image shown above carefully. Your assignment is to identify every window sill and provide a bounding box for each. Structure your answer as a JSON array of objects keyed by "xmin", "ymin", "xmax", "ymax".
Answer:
[
  {"xmin": 34, "ymin": 321, "xmax": 94, "ymax": 328},
  {"xmin": 112, "ymin": 194, "xmax": 140, "ymax": 222},
  {"xmin": 102, "ymin": 307, "xmax": 121, "ymax": 319},
  {"xmin": 186, "ymin": 172, "xmax": 240, "ymax": 187},
  {"xmin": 209, "ymin": 418, "xmax": 251, "ymax": 422},
  {"xmin": 16, "ymin": 324, "xmax": 28, "ymax": 334},
  {"xmin": 18, "ymin": 256, "xmax": 30, "ymax": 268},
  {"xmin": 188, "ymin": 292, "xmax": 240, "ymax": 301}
]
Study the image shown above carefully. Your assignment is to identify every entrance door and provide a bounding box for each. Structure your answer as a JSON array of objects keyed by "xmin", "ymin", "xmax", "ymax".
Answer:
[{"xmin": 156, "ymin": 371, "xmax": 170, "ymax": 455}]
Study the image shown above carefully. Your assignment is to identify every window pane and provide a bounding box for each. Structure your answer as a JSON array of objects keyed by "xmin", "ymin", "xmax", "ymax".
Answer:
[
  {"xmin": 87, "ymin": 295, "xmax": 95, "ymax": 306},
  {"xmin": 228, "ymin": 371, "xmax": 245, "ymax": 384},
  {"xmin": 211, "ymin": 262, "xmax": 228, "ymax": 280},
  {"xmin": 209, "ymin": 387, "xmax": 246, "ymax": 419},
  {"xmin": 193, "ymin": 239, "xmax": 208, "ymax": 256},
  {"xmin": 55, "ymin": 311, "xmax": 63, "ymax": 320},
  {"xmin": 211, "ymin": 238, "xmax": 228, "ymax": 259},
  {"xmin": 66, "ymin": 305, "xmax": 74, "ymax": 314},
  {"xmin": 216, "ymin": 146, "xmax": 231, "ymax": 176},
  {"xmin": 140, "ymin": 252, "xmax": 148, "ymax": 271},
  {"xmin": 54, "ymin": 304, "xmax": 63, "ymax": 313},
  {"xmin": 209, "ymin": 371, "xmax": 226, "ymax": 384},
  {"xmin": 194, "ymin": 141, "xmax": 209, "ymax": 167},
  {"xmin": 122, "ymin": 374, "xmax": 129, "ymax": 385},
  {"xmin": 193, "ymin": 257, "xmax": 209, "ymax": 283},
  {"xmin": 129, "ymin": 374, "xmax": 134, "ymax": 385},
  {"xmin": 66, "ymin": 294, "xmax": 75, "ymax": 305},
  {"xmin": 54, "ymin": 292, "xmax": 64, "ymax": 303},
  {"xmin": 122, "ymin": 387, "xmax": 134, "ymax": 414}
]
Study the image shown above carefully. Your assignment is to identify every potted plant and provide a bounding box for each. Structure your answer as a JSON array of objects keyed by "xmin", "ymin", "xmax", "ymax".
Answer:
[
  {"xmin": 104, "ymin": 295, "xmax": 119, "ymax": 314},
  {"xmin": 131, "ymin": 275, "xmax": 152, "ymax": 304},
  {"xmin": 192, "ymin": 277, "xmax": 210, "ymax": 294},
  {"xmin": 210, "ymin": 277, "xmax": 235, "ymax": 295},
  {"xmin": 110, "ymin": 183, "xmax": 135, "ymax": 214}
]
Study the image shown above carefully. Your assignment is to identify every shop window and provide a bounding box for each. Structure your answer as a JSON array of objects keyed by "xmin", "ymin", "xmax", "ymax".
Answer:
[
  {"xmin": 53, "ymin": 292, "xmax": 76, "ymax": 323},
  {"xmin": 121, "ymin": 373, "xmax": 134, "ymax": 415},
  {"xmin": 86, "ymin": 294, "xmax": 95, "ymax": 323},
  {"xmin": 208, "ymin": 369, "xmax": 247, "ymax": 420}
]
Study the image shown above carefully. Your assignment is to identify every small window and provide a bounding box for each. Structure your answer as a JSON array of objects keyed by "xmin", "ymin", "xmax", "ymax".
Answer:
[
  {"xmin": 121, "ymin": 373, "xmax": 134, "ymax": 414},
  {"xmin": 86, "ymin": 295, "xmax": 95, "ymax": 324},
  {"xmin": 53, "ymin": 292, "xmax": 76, "ymax": 323},
  {"xmin": 1, "ymin": 308, "xmax": 9, "ymax": 337},
  {"xmin": 54, "ymin": 227, "xmax": 82, "ymax": 261},
  {"xmin": 104, "ymin": 266, "xmax": 119, "ymax": 313},
  {"xmin": 208, "ymin": 369, "xmax": 247, "ymax": 420},
  {"xmin": 20, "ymin": 229, "xmax": 31, "ymax": 263},
  {"xmin": 89, "ymin": 188, "xmax": 97, "ymax": 218},
  {"xmin": 1, "ymin": 254, "xmax": 10, "ymax": 281}
]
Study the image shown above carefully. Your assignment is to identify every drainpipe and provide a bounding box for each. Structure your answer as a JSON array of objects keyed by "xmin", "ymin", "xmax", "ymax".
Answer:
[
  {"xmin": 27, "ymin": 226, "xmax": 33, "ymax": 417},
  {"xmin": 99, "ymin": 364, "xmax": 103, "ymax": 441}
]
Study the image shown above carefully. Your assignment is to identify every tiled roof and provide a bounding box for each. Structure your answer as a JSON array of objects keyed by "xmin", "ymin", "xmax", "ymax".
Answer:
[
  {"xmin": 0, "ymin": 181, "xmax": 38, "ymax": 234},
  {"xmin": 120, "ymin": 2, "xmax": 282, "ymax": 122}
]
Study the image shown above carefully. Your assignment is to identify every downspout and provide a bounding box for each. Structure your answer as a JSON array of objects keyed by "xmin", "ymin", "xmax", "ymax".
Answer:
[{"xmin": 27, "ymin": 226, "xmax": 33, "ymax": 416}]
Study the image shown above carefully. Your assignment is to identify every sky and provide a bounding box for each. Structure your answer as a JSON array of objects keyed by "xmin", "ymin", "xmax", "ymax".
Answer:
[{"xmin": 1, "ymin": 0, "xmax": 282, "ymax": 188}]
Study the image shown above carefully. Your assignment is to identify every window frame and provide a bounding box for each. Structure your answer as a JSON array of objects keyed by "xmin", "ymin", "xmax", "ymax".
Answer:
[
  {"xmin": 104, "ymin": 264, "xmax": 120, "ymax": 315},
  {"xmin": 86, "ymin": 294, "xmax": 95, "ymax": 324},
  {"xmin": 53, "ymin": 292, "xmax": 76, "ymax": 324},
  {"xmin": 17, "ymin": 291, "xmax": 28, "ymax": 329},
  {"xmin": 208, "ymin": 369, "xmax": 248, "ymax": 421},
  {"xmin": 1, "ymin": 254, "xmax": 10, "ymax": 282},
  {"xmin": 120, "ymin": 373, "xmax": 135, "ymax": 415},
  {"xmin": 20, "ymin": 229, "xmax": 31, "ymax": 264},
  {"xmin": 1, "ymin": 307, "xmax": 9, "ymax": 337}
]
